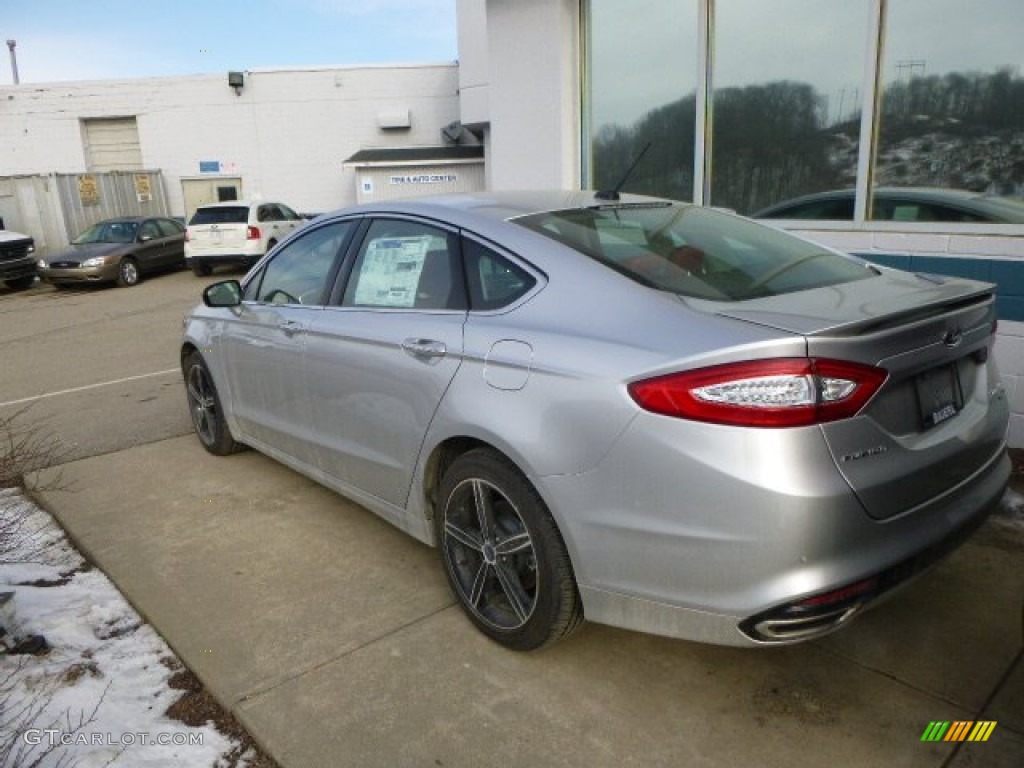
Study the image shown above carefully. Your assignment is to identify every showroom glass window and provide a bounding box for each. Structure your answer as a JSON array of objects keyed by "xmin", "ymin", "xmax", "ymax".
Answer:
[
  {"xmin": 584, "ymin": 0, "xmax": 697, "ymax": 201},
  {"xmin": 710, "ymin": 0, "xmax": 869, "ymax": 215},
  {"xmin": 874, "ymin": 0, "xmax": 1024, "ymax": 218}
]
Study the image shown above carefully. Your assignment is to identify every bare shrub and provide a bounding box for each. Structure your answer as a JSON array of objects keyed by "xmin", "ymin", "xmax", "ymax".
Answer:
[{"xmin": 0, "ymin": 404, "xmax": 70, "ymax": 492}]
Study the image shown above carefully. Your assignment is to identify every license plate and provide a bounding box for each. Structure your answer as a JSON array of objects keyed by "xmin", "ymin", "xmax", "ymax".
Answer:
[{"xmin": 915, "ymin": 363, "xmax": 963, "ymax": 429}]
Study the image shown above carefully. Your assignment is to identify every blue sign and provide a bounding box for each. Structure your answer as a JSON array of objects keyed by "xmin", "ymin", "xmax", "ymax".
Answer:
[{"xmin": 199, "ymin": 161, "xmax": 221, "ymax": 173}]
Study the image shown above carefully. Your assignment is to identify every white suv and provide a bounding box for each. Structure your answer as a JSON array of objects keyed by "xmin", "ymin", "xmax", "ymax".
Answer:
[{"xmin": 185, "ymin": 201, "xmax": 305, "ymax": 276}]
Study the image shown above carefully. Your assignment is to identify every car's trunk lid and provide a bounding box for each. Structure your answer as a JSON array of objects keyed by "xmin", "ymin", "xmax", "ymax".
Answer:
[
  {"xmin": 690, "ymin": 270, "xmax": 1007, "ymax": 520},
  {"xmin": 694, "ymin": 268, "xmax": 992, "ymax": 337}
]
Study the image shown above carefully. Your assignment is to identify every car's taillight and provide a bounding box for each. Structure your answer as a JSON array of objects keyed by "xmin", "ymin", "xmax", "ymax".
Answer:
[
  {"xmin": 247, "ymin": 226, "xmax": 260, "ymax": 240},
  {"xmin": 628, "ymin": 358, "xmax": 887, "ymax": 427}
]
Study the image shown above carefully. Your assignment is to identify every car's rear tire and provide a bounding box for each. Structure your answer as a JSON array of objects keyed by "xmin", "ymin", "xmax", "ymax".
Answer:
[
  {"xmin": 3, "ymin": 275, "xmax": 35, "ymax": 290},
  {"xmin": 436, "ymin": 448, "xmax": 583, "ymax": 651},
  {"xmin": 191, "ymin": 261, "xmax": 212, "ymax": 277},
  {"xmin": 183, "ymin": 351, "xmax": 244, "ymax": 456},
  {"xmin": 116, "ymin": 257, "xmax": 139, "ymax": 287}
]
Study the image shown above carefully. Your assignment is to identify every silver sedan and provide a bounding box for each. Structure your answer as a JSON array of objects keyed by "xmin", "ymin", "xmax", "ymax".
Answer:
[{"xmin": 181, "ymin": 191, "xmax": 1010, "ymax": 650}]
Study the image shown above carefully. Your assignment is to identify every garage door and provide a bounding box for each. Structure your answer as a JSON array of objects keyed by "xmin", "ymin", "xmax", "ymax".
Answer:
[{"xmin": 83, "ymin": 118, "xmax": 143, "ymax": 172}]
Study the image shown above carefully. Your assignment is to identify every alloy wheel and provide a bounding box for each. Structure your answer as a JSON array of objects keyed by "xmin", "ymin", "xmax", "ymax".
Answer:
[
  {"xmin": 119, "ymin": 259, "xmax": 139, "ymax": 286},
  {"xmin": 186, "ymin": 363, "xmax": 217, "ymax": 446},
  {"xmin": 442, "ymin": 478, "xmax": 538, "ymax": 630}
]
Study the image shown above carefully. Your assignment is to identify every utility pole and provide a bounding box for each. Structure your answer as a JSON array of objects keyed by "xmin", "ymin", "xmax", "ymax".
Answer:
[{"xmin": 6, "ymin": 40, "xmax": 19, "ymax": 84}]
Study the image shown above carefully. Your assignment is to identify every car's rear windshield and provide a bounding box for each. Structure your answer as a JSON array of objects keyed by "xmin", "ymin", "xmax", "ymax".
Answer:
[
  {"xmin": 189, "ymin": 207, "xmax": 249, "ymax": 225},
  {"xmin": 514, "ymin": 204, "xmax": 873, "ymax": 301}
]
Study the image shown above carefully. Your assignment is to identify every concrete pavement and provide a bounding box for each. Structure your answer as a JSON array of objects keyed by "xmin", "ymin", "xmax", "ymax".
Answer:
[{"xmin": 33, "ymin": 436, "xmax": 1024, "ymax": 768}]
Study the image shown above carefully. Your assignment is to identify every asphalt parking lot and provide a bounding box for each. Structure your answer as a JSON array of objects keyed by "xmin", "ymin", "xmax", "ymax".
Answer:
[{"xmin": 2, "ymin": 273, "xmax": 1023, "ymax": 767}]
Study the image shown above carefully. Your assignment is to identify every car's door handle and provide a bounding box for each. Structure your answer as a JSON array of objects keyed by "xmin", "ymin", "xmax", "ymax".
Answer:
[
  {"xmin": 278, "ymin": 320, "xmax": 303, "ymax": 337},
  {"xmin": 402, "ymin": 338, "xmax": 447, "ymax": 360}
]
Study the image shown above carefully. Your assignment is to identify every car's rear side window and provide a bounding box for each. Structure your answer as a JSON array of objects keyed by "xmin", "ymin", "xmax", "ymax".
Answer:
[
  {"xmin": 139, "ymin": 220, "xmax": 161, "ymax": 240},
  {"xmin": 189, "ymin": 207, "xmax": 249, "ymax": 225},
  {"xmin": 766, "ymin": 198, "xmax": 855, "ymax": 220},
  {"xmin": 515, "ymin": 204, "xmax": 872, "ymax": 301},
  {"xmin": 462, "ymin": 238, "xmax": 536, "ymax": 311},
  {"xmin": 157, "ymin": 218, "xmax": 184, "ymax": 236}
]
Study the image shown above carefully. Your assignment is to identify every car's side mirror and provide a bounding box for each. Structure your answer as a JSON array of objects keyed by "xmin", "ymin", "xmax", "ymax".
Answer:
[
  {"xmin": 203, "ymin": 280, "xmax": 242, "ymax": 308},
  {"xmin": 139, "ymin": 234, "xmax": 153, "ymax": 242}
]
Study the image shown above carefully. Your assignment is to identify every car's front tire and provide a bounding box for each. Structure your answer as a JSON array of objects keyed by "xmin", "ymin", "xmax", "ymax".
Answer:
[
  {"xmin": 436, "ymin": 448, "xmax": 583, "ymax": 651},
  {"xmin": 183, "ymin": 351, "xmax": 244, "ymax": 456},
  {"xmin": 116, "ymin": 257, "xmax": 139, "ymax": 287}
]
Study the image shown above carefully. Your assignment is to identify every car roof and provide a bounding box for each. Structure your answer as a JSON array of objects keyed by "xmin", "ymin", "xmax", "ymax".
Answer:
[
  {"xmin": 324, "ymin": 190, "xmax": 676, "ymax": 225},
  {"xmin": 194, "ymin": 201, "xmax": 278, "ymax": 209}
]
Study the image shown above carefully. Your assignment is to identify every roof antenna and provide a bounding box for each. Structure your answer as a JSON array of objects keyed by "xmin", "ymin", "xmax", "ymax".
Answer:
[{"xmin": 594, "ymin": 142, "xmax": 652, "ymax": 201}]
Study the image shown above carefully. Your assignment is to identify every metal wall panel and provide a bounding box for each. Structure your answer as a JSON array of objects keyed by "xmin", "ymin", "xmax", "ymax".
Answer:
[
  {"xmin": 0, "ymin": 175, "xmax": 66, "ymax": 256},
  {"xmin": 54, "ymin": 171, "xmax": 170, "ymax": 241}
]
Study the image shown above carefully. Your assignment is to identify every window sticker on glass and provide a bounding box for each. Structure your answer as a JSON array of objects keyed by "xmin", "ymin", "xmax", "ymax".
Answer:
[
  {"xmin": 354, "ymin": 236, "xmax": 431, "ymax": 308},
  {"xmin": 595, "ymin": 219, "xmax": 649, "ymax": 246}
]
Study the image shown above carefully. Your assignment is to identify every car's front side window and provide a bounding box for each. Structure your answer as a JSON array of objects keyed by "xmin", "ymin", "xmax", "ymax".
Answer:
[
  {"xmin": 341, "ymin": 219, "xmax": 466, "ymax": 310},
  {"xmin": 251, "ymin": 221, "xmax": 352, "ymax": 306}
]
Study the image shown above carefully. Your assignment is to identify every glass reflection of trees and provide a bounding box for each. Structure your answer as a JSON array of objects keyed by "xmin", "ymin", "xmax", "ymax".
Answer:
[
  {"xmin": 877, "ymin": 69, "xmax": 1024, "ymax": 197},
  {"xmin": 592, "ymin": 82, "xmax": 851, "ymax": 215},
  {"xmin": 591, "ymin": 97, "xmax": 696, "ymax": 202},
  {"xmin": 587, "ymin": 0, "xmax": 1024, "ymax": 218},
  {"xmin": 592, "ymin": 68, "xmax": 1024, "ymax": 215}
]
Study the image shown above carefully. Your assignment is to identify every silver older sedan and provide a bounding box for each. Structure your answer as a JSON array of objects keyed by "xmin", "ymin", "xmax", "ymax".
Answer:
[{"xmin": 181, "ymin": 191, "xmax": 1010, "ymax": 650}]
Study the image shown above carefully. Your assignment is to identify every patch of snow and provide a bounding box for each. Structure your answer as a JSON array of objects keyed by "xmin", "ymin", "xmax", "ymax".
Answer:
[{"xmin": 0, "ymin": 488, "xmax": 248, "ymax": 767}]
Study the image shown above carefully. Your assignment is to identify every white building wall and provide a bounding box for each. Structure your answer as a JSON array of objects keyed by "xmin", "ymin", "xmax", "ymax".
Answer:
[
  {"xmin": 0, "ymin": 64, "xmax": 461, "ymax": 217},
  {"xmin": 457, "ymin": 0, "xmax": 490, "ymax": 129},
  {"xmin": 485, "ymin": 0, "xmax": 580, "ymax": 189},
  {"xmin": 994, "ymin": 321, "xmax": 1024, "ymax": 449}
]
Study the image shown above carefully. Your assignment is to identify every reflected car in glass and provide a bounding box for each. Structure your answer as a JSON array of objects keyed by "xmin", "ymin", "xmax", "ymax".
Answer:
[
  {"xmin": 38, "ymin": 217, "xmax": 186, "ymax": 287},
  {"xmin": 181, "ymin": 191, "xmax": 1010, "ymax": 650},
  {"xmin": 753, "ymin": 187, "xmax": 1024, "ymax": 223}
]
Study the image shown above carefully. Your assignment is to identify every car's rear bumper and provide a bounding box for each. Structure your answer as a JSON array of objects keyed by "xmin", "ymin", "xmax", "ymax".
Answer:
[
  {"xmin": 539, "ymin": 414, "xmax": 1010, "ymax": 646},
  {"xmin": 185, "ymin": 253, "xmax": 260, "ymax": 267}
]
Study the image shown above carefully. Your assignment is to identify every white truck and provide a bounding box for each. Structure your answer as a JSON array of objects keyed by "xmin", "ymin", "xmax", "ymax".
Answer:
[{"xmin": 0, "ymin": 225, "xmax": 37, "ymax": 290}]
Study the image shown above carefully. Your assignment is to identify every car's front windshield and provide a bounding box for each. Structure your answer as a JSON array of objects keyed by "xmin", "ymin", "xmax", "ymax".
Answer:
[
  {"xmin": 73, "ymin": 221, "xmax": 139, "ymax": 245},
  {"xmin": 514, "ymin": 204, "xmax": 874, "ymax": 301}
]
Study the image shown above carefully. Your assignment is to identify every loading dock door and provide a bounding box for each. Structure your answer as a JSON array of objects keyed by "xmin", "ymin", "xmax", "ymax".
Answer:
[
  {"xmin": 83, "ymin": 118, "xmax": 143, "ymax": 171},
  {"xmin": 181, "ymin": 178, "xmax": 242, "ymax": 222}
]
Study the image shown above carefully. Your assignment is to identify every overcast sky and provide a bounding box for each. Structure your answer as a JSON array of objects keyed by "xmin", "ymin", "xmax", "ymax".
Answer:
[{"xmin": 1, "ymin": 0, "xmax": 458, "ymax": 85}]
